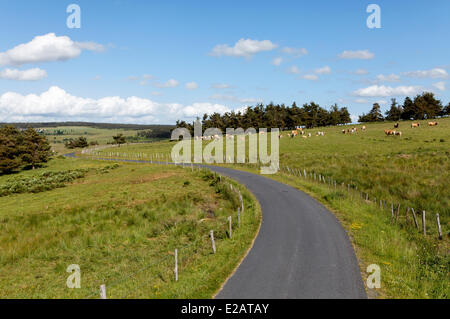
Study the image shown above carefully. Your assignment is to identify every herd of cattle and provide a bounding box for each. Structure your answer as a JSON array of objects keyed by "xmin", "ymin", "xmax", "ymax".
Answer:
[
  {"xmin": 191, "ymin": 121, "xmax": 440, "ymax": 141},
  {"xmin": 385, "ymin": 121, "xmax": 439, "ymax": 136},
  {"xmin": 277, "ymin": 121, "xmax": 440, "ymax": 140}
]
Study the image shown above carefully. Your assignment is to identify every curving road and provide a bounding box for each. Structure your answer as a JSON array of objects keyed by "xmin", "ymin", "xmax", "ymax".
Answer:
[{"xmin": 66, "ymin": 153, "xmax": 366, "ymax": 298}]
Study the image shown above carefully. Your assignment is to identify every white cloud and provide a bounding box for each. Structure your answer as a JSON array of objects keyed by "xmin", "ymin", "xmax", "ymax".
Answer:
[
  {"xmin": 314, "ymin": 66, "xmax": 331, "ymax": 74},
  {"xmin": 376, "ymin": 100, "xmax": 388, "ymax": 105},
  {"xmin": 154, "ymin": 79, "xmax": 179, "ymax": 88},
  {"xmin": 338, "ymin": 50, "xmax": 375, "ymax": 60},
  {"xmin": 185, "ymin": 82, "xmax": 198, "ymax": 90},
  {"xmin": 433, "ymin": 81, "xmax": 446, "ymax": 91},
  {"xmin": 354, "ymin": 98, "xmax": 368, "ymax": 104},
  {"xmin": 281, "ymin": 47, "xmax": 308, "ymax": 57},
  {"xmin": 375, "ymin": 74, "xmax": 401, "ymax": 82},
  {"xmin": 142, "ymin": 74, "xmax": 155, "ymax": 80},
  {"xmin": 353, "ymin": 85, "xmax": 422, "ymax": 97},
  {"xmin": 0, "ymin": 68, "xmax": 47, "ymax": 81},
  {"xmin": 352, "ymin": 68, "xmax": 369, "ymax": 75},
  {"xmin": 300, "ymin": 74, "xmax": 318, "ymax": 81},
  {"xmin": 210, "ymin": 94, "xmax": 261, "ymax": 104},
  {"xmin": 0, "ymin": 86, "xmax": 229, "ymax": 123},
  {"xmin": 403, "ymin": 68, "xmax": 448, "ymax": 79},
  {"xmin": 272, "ymin": 57, "xmax": 283, "ymax": 66},
  {"xmin": 211, "ymin": 83, "xmax": 231, "ymax": 89},
  {"xmin": 0, "ymin": 33, "xmax": 104, "ymax": 66},
  {"xmin": 210, "ymin": 38, "xmax": 277, "ymax": 58},
  {"xmin": 287, "ymin": 65, "xmax": 300, "ymax": 74}
]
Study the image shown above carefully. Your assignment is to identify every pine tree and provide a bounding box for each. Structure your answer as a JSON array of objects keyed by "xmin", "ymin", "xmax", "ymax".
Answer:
[{"xmin": 21, "ymin": 127, "xmax": 52, "ymax": 169}]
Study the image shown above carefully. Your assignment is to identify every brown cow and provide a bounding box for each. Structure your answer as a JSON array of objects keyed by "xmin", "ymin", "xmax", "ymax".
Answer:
[
  {"xmin": 291, "ymin": 130, "xmax": 298, "ymax": 137},
  {"xmin": 384, "ymin": 129, "xmax": 395, "ymax": 136},
  {"xmin": 411, "ymin": 122, "xmax": 420, "ymax": 128},
  {"xmin": 428, "ymin": 121, "xmax": 438, "ymax": 126}
]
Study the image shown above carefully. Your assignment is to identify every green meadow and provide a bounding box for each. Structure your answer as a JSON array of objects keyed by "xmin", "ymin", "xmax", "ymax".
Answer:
[
  {"xmin": 0, "ymin": 158, "xmax": 261, "ymax": 298},
  {"xmin": 88, "ymin": 117, "xmax": 449, "ymax": 298}
]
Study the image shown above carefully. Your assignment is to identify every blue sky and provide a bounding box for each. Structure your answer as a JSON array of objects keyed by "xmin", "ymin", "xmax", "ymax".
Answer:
[{"xmin": 0, "ymin": 0, "xmax": 448, "ymax": 124}]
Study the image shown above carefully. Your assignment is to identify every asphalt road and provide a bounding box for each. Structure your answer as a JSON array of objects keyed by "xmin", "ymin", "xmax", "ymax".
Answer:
[{"xmin": 66, "ymin": 153, "xmax": 366, "ymax": 298}]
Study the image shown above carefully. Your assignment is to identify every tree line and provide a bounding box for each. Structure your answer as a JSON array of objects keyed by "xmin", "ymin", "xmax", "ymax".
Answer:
[
  {"xmin": 176, "ymin": 102, "xmax": 352, "ymax": 133},
  {"xmin": 359, "ymin": 92, "xmax": 449, "ymax": 123},
  {"xmin": 0, "ymin": 126, "xmax": 52, "ymax": 175}
]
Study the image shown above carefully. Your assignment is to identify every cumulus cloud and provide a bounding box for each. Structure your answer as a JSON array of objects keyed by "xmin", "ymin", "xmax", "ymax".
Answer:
[
  {"xmin": 211, "ymin": 83, "xmax": 231, "ymax": 89},
  {"xmin": 185, "ymin": 82, "xmax": 198, "ymax": 90},
  {"xmin": 314, "ymin": 66, "xmax": 331, "ymax": 74},
  {"xmin": 375, "ymin": 74, "xmax": 401, "ymax": 82},
  {"xmin": 353, "ymin": 85, "xmax": 422, "ymax": 97},
  {"xmin": 287, "ymin": 65, "xmax": 300, "ymax": 74},
  {"xmin": 272, "ymin": 57, "xmax": 283, "ymax": 66},
  {"xmin": 433, "ymin": 81, "xmax": 446, "ymax": 91},
  {"xmin": 153, "ymin": 79, "xmax": 179, "ymax": 88},
  {"xmin": 338, "ymin": 50, "xmax": 375, "ymax": 60},
  {"xmin": 352, "ymin": 68, "xmax": 369, "ymax": 75},
  {"xmin": 0, "ymin": 33, "xmax": 104, "ymax": 66},
  {"xmin": 0, "ymin": 68, "xmax": 47, "ymax": 81},
  {"xmin": 210, "ymin": 94, "xmax": 261, "ymax": 104},
  {"xmin": 403, "ymin": 68, "xmax": 448, "ymax": 79},
  {"xmin": 0, "ymin": 86, "xmax": 229, "ymax": 123},
  {"xmin": 300, "ymin": 74, "xmax": 318, "ymax": 81},
  {"xmin": 210, "ymin": 39, "xmax": 277, "ymax": 58},
  {"xmin": 281, "ymin": 47, "xmax": 308, "ymax": 57}
]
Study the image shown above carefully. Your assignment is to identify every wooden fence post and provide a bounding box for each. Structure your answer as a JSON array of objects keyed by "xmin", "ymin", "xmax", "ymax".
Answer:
[
  {"xmin": 238, "ymin": 208, "xmax": 241, "ymax": 228},
  {"xmin": 436, "ymin": 213, "xmax": 442, "ymax": 240},
  {"xmin": 391, "ymin": 203, "xmax": 394, "ymax": 218},
  {"xmin": 228, "ymin": 216, "xmax": 232, "ymax": 239},
  {"xmin": 422, "ymin": 211, "xmax": 426, "ymax": 236},
  {"xmin": 99, "ymin": 284, "xmax": 107, "ymax": 299},
  {"xmin": 411, "ymin": 208, "xmax": 419, "ymax": 229},
  {"xmin": 210, "ymin": 230, "xmax": 216, "ymax": 254},
  {"xmin": 174, "ymin": 249, "xmax": 178, "ymax": 281}
]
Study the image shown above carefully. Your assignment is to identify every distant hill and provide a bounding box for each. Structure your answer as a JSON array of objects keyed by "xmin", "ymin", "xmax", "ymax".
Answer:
[{"xmin": 0, "ymin": 121, "xmax": 175, "ymax": 131}]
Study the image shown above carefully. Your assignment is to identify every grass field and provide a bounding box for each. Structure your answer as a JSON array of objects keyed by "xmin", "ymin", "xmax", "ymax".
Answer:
[
  {"xmin": 0, "ymin": 158, "xmax": 261, "ymax": 298},
  {"xmin": 86, "ymin": 117, "xmax": 450, "ymax": 298},
  {"xmin": 40, "ymin": 126, "xmax": 163, "ymax": 154}
]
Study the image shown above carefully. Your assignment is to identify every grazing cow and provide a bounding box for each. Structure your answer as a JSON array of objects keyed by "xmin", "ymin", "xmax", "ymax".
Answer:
[
  {"xmin": 307, "ymin": 133, "xmax": 311, "ymax": 137},
  {"xmin": 291, "ymin": 130, "xmax": 298, "ymax": 137},
  {"xmin": 394, "ymin": 122, "xmax": 399, "ymax": 128},
  {"xmin": 316, "ymin": 131, "xmax": 325, "ymax": 136},
  {"xmin": 428, "ymin": 121, "xmax": 438, "ymax": 126},
  {"xmin": 384, "ymin": 129, "xmax": 395, "ymax": 136},
  {"xmin": 353, "ymin": 127, "xmax": 358, "ymax": 132},
  {"xmin": 394, "ymin": 131, "xmax": 402, "ymax": 136},
  {"xmin": 362, "ymin": 125, "xmax": 366, "ymax": 131},
  {"xmin": 342, "ymin": 129, "xmax": 346, "ymax": 134},
  {"xmin": 411, "ymin": 122, "xmax": 420, "ymax": 128}
]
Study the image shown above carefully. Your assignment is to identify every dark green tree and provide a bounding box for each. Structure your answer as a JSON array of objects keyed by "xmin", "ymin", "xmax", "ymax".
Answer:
[
  {"xmin": 385, "ymin": 98, "xmax": 403, "ymax": 121},
  {"xmin": 359, "ymin": 103, "xmax": 384, "ymax": 122},
  {"xmin": 0, "ymin": 126, "xmax": 23, "ymax": 174},
  {"xmin": 21, "ymin": 127, "xmax": 52, "ymax": 169},
  {"xmin": 112, "ymin": 133, "xmax": 126, "ymax": 147}
]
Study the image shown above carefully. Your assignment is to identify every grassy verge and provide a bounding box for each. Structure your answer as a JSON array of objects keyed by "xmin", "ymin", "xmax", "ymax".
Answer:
[
  {"xmin": 0, "ymin": 158, "xmax": 261, "ymax": 298},
  {"xmin": 224, "ymin": 164, "xmax": 449, "ymax": 299}
]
